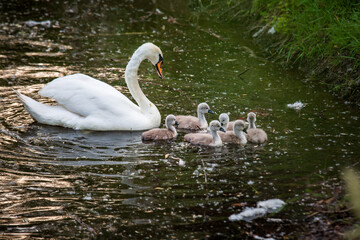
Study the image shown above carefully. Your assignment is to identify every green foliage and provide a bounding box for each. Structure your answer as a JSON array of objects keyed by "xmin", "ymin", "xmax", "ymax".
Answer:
[
  {"xmin": 190, "ymin": 0, "xmax": 360, "ymax": 100},
  {"xmin": 191, "ymin": 0, "xmax": 360, "ymax": 60}
]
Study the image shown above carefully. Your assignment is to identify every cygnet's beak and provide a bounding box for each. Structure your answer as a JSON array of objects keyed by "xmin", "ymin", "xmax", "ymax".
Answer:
[
  {"xmin": 208, "ymin": 109, "xmax": 215, "ymax": 114},
  {"xmin": 243, "ymin": 129, "xmax": 248, "ymax": 134},
  {"xmin": 220, "ymin": 122, "xmax": 224, "ymax": 127},
  {"xmin": 155, "ymin": 60, "xmax": 163, "ymax": 79},
  {"xmin": 219, "ymin": 127, "xmax": 226, "ymax": 132},
  {"xmin": 175, "ymin": 121, "xmax": 179, "ymax": 126}
]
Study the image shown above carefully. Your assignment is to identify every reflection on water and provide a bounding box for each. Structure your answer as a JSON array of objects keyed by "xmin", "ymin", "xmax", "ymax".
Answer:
[
  {"xmin": 1, "ymin": 0, "xmax": 360, "ymax": 239},
  {"xmin": 23, "ymin": 126, "xmax": 144, "ymax": 159},
  {"xmin": 0, "ymin": 65, "xmax": 75, "ymax": 83}
]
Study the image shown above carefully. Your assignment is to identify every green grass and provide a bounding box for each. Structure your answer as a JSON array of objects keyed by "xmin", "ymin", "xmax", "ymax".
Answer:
[{"xmin": 190, "ymin": 0, "xmax": 360, "ymax": 102}]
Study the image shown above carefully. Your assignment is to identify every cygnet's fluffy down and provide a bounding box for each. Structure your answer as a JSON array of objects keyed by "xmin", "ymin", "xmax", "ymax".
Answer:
[
  {"xmin": 219, "ymin": 113, "xmax": 237, "ymax": 131},
  {"xmin": 184, "ymin": 120, "xmax": 225, "ymax": 147},
  {"xmin": 226, "ymin": 122, "xmax": 235, "ymax": 131},
  {"xmin": 218, "ymin": 120, "xmax": 247, "ymax": 145},
  {"xmin": 246, "ymin": 112, "xmax": 267, "ymax": 144},
  {"xmin": 247, "ymin": 128, "xmax": 267, "ymax": 143},
  {"xmin": 176, "ymin": 103, "xmax": 214, "ymax": 130},
  {"xmin": 142, "ymin": 114, "xmax": 178, "ymax": 141}
]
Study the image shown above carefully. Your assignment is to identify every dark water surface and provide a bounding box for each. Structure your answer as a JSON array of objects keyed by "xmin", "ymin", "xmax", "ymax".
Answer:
[{"xmin": 1, "ymin": 0, "xmax": 360, "ymax": 239}]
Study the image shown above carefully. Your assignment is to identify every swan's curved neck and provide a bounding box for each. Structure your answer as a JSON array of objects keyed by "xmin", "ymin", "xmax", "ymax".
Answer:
[
  {"xmin": 234, "ymin": 128, "xmax": 246, "ymax": 141},
  {"xmin": 125, "ymin": 52, "xmax": 159, "ymax": 116},
  {"xmin": 248, "ymin": 120, "xmax": 256, "ymax": 129},
  {"xmin": 197, "ymin": 110, "xmax": 207, "ymax": 129},
  {"xmin": 223, "ymin": 121, "xmax": 229, "ymax": 130},
  {"xmin": 211, "ymin": 129, "xmax": 222, "ymax": 146},
  {"xmin": 168, "ymin": 125, "xmax": 177, "ymax": 136},
  {"xmin": 166, "ymin": 122, "xmax": 177, "ymax": 136}
]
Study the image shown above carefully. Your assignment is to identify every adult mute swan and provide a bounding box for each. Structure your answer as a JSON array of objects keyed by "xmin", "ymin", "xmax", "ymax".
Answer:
[
  {"xmin": 15, "ymin": 43, "xmax": 164, "ymax": 131},
  {"xmin": 141, "ymin": 114, "xmax": 179, "ymax": 141}
]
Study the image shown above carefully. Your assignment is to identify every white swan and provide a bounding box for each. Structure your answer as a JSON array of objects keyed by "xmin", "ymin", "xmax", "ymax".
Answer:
[{"xmin": 15, "ymin": 43, "xmax": 164, "ymax": 131}]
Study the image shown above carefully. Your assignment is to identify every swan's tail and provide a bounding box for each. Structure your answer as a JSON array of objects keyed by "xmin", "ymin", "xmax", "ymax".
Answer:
[{"xmin": 14, "ymin": 89, "xmax": 82, "ymax": 129}]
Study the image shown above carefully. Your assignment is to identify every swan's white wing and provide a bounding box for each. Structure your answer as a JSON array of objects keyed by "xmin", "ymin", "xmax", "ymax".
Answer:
[
  {"xmin": 39, "ymin": 73, "xmax": 139, "ymax": 117},
  {"xmin": 15, "ymin": 90, "xmax": 83, "ymax": 128}
]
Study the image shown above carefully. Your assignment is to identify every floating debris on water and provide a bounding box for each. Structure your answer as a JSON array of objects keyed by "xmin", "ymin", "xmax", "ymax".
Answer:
[
  {"xmin": 229, "ymin": 207, "xmax": 267, "ymax": 221},
  {"xmin": 25, "ymin": 20, "xmax": 51, "ymax": 28},
  {"xmin": 257, "ymin": 199, "xmax": 286, "ymax": 212},
  {"xmin": 267, "ymin": 218, "xmax": 283, "ymax": 223},
  {"xmin": 253, "ymin": 235, "xmax": 275, "ymax": 240},
  {"xmin": 229, "ymin": 199, "xmax": 285, "ymax": 221},
  {"xmin": 83, "ymin": 193, "xmax": 92, "ymax": 200},
  {"xmin": 247, "ymin": 180, "xmax": 254, "ymax": 185},
  {"xmin": 287, "ymin": 101, "xmax": 305, "ymax": 110},
  {"xmin": 178, "ymin": 159, "xmax": 185, "ymax": 167},
  {"xmin": 155, "ymin": 8, "xmax": 164, "ymax": 15}
]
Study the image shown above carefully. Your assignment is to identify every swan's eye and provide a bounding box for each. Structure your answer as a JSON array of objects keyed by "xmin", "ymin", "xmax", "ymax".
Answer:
[{"xmin": 158, "ymin": 54, "xmax": 163, "ymax": 63}]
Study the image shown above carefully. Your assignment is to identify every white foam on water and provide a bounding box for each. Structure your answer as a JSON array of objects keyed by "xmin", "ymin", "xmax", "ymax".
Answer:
[
  {"xmin": 257, "ymin": 199, "xmax": 285, "ymax": 212},
  {"xmin": 287, "ymin": 101, "xmax": 305, "ymax": 110},
  {"xmin": 229, "ymin": 207, "xmax": 267, "ymax": 222},
  {"xmin": 25, "ymin": 20, "xmax": 51, "ymax": 28},
  {"xmin": 229, "ymin": 199, "xmax": 285, "ymax": 222}
]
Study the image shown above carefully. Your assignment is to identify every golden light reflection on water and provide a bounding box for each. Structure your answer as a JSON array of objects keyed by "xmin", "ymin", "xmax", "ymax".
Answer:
[
  {"xmin": 0, "ymin": 65, "xmax": 76, "ymax": 80},
  {"xmin": 0, "ymin": 35, "xmax": 73, "ymax": 51},
  {"xmin": 3, "ymin": 216, "xmax": 68, "ymax": 226},
  {"xmin": 0, "ymin": 168, "xmax": 77, "ymax": 236},
  {"xmin": 25, "ymin": 52, "xmax": 65, "ymax": 57},
  {"xmin": 1, "ymin": 85, "xmax": 46, "ymax": 132}
]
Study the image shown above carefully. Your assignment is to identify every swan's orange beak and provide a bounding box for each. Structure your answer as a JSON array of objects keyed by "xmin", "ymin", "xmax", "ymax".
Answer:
[{"xmin": 155, "ymin": 61, "xmax": 163, "ymax": 79}]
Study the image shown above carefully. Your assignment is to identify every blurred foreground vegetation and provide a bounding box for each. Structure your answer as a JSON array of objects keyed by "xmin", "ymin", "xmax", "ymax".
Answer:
[
  {"xmin": 192, "ymin": 0, "xmax": 360, "ymax": 103},
  {"xmin": 344, "ymin": 169, "xmax": 360, "ymax": 240}
]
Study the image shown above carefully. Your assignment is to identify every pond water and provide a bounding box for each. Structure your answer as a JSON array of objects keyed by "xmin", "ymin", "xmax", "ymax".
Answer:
[{"xmin": 1, "ymin": 0, "xmax": 360, "ymax": 239}]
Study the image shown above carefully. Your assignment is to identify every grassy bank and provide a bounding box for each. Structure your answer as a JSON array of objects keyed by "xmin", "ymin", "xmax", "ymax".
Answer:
[{"xmin": 191, "ymin": 0, "xmax": 360, "ymax": 104}]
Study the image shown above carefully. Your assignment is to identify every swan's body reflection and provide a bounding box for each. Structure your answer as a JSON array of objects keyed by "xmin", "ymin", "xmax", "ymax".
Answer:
[{"xmin": 22, "ymin": 125, "xmax": 144, "ymax": 159}]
